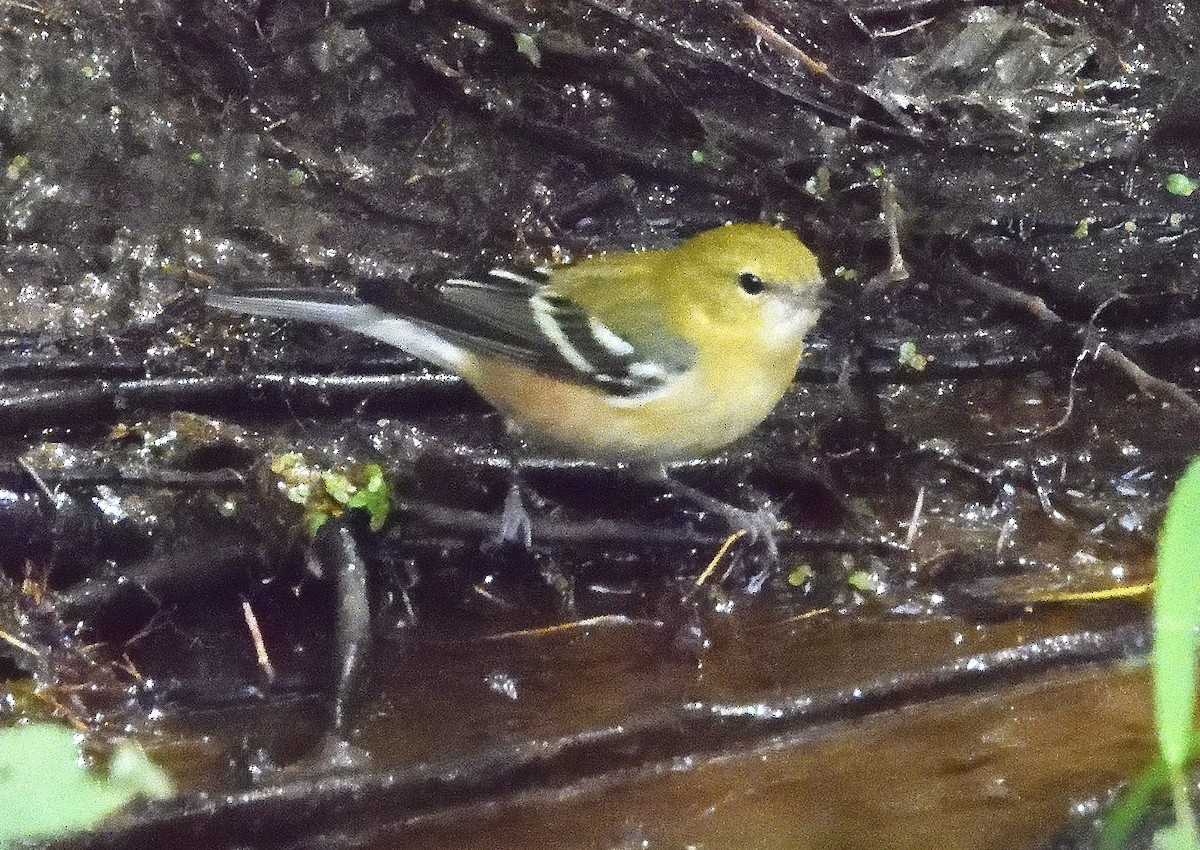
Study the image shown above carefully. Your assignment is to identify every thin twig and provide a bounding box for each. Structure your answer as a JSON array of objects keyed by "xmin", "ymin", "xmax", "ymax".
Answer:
[
  {"xmin": 479, "ymin": 614, "xmax": 664, "ymax": 641},
  {"xmin": 735, "ymin": 6, "xmax": 838, "ymax": 81},
  {"xmin": 241, "ymin": 597, "xmax": 277, "ymax": 685}
]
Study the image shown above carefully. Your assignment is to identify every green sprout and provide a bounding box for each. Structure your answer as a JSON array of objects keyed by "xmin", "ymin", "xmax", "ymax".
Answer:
[
  {"xmin": 1100, "ymin": 458, "xmax": 1200, "ymax": 850},
  {"xmin": 270, "ymin": 453, "xmax": 393, "ymax": 535}
]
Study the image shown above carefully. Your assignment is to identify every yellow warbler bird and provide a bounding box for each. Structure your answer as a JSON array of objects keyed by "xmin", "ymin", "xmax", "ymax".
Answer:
[{"xmin": 208, "ymin": 223, "xmax": 826, "ymax": 548}]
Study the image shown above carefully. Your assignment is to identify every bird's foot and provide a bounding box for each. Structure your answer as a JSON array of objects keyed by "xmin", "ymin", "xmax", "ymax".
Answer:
[
  {"xmin": 658, "ymin": 472, "xmax": 781, "ymax": 560},
  {"xmin": 703, "ymin": 498, "xmax": 781, "ymax": 561},
  {"xmin": 494, "ymin": 481, "xmax": 534, "ymax": 549}
]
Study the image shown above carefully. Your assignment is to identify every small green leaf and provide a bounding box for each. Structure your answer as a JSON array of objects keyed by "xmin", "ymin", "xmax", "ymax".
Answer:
[
  {"xmin": 787, "ymin": 564, "xmax": 814, "ymax": 588},
  {"xmin": 0, "ymin": 724, "xmax": 173, "ymax": 848},
  {"xmin": 1154, "ymin": 459, "xmax": 1200, "ymax": 771},
  {"xmin": 6, "ymin": 154, "xmax": 30, "ymax": 180},
  {"xmin": 1166, "ymin": 173, "xmax": 1198, "ymax": 197},
  {"xmin": 897, "ymin": 341, "xmax": 930, "ymax": 372},
  {"xmin": 1098, "ymin": 756, "xmax": 1173, "ymax": 850},
  {"xmin": 345, "ymin": 463, "xmax": 391, "ymax": 531},
  {"xmin": 1154, "ymin": 822, "xmax": 1200, "ymax": 850},
  {"xmin": 322, "ymin": 471, "xmax": 357, "ymax": 505},
  {"xmin": 847, "ymin": 570, "xmax": 884, "ymax": 594},
  {"xmin": 306, "ymin": 510, "xmax": 330, "ymax": 536}
]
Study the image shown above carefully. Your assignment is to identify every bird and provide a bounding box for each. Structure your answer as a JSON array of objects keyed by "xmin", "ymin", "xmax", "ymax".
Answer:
[{"xmin": 207, "ymin": 222, "xmax": 826, "ymax": 552}]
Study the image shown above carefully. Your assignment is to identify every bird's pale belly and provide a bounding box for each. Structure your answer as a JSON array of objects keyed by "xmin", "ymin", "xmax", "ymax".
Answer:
[{"xmin": 461, "ymin": 350, "xmax": 800, "ymax": 462}]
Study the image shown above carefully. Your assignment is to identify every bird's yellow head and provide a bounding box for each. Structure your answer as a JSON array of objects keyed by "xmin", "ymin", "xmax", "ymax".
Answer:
[{"xmin": 659, "ymin": 223, "xmax": 825, "ymax": 344}]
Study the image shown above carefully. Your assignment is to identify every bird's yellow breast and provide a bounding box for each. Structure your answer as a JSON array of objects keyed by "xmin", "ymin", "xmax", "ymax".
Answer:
[{"xmin": 459, "ymin": 333, "xmax": 805, "ymax": 461}]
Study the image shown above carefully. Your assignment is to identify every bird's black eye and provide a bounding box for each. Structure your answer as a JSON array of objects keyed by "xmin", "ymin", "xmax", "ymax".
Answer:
[{"xmin": 738, "ymin": 272, "xmax": 765, "ymax": 295}]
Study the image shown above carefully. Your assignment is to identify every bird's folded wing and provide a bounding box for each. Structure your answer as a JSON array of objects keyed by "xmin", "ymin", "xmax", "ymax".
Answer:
[
  {"xmin": 432, "ymin": 270, "xmax": 696, "ymax": 397},
  {"xmin": 210, "ymin": 272, "xmax": 696, "ymax": 398}
]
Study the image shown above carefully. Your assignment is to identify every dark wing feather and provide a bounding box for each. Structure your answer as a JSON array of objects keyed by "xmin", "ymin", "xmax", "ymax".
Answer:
[{"xmin": 362, "ymin": 269, "xmax": 694, "ymax": 397}]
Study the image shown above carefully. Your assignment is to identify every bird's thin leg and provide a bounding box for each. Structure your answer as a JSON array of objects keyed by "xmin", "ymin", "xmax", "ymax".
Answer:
[
  {"xmin": 635, "ymin": 463, "xmax": 780, "ymax": 559},
  {"xmin": 494, "ymin": 427, "xmax": 534, "ymax": 548}
]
